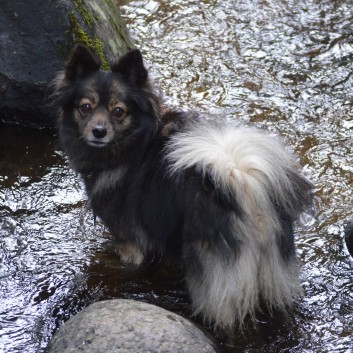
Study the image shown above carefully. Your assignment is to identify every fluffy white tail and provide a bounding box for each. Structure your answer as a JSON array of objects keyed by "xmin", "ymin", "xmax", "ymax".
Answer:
[{"xmin": 166, "ymin": 121, "xmax": 312, "ymax": 330}]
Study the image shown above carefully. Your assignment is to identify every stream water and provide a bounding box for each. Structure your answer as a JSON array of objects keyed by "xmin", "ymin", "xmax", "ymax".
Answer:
[{"xmin": 1, "ymin": 0, "xmax": 353, "ymax": 352}]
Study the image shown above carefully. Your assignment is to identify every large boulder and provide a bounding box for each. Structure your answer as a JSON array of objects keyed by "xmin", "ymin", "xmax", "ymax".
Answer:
[
  {"xmin": 47, "ymin": 299, "xmax": 218, "ymax": 353},
  {"xmin": 0, "ymin": 0, "xmax": 133, "ymax": 127}
]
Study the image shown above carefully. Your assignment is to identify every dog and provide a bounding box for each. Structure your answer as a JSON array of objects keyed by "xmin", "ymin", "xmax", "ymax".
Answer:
[{"xmin": 51, "ymin": 45, "xmax": 313, "ymax": 331}]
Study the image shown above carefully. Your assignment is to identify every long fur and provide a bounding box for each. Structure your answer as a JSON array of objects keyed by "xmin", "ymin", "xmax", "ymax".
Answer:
[
  {"xmin": 167, "ymin": 121, "xmax": 310, "ymax": 327},
  {"xmin": 51, "ymin": 45, "xmax": 313, "ymax": 331}
]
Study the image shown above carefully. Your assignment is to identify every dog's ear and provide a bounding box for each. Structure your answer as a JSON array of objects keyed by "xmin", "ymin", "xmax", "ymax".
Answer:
[
  {"xmin": 111, "ymin": 49, "xmax": 148, "ymax": 86},
  {"xmin": 65, "ymin": 45, "xmax": 101, "ymax": 81}
]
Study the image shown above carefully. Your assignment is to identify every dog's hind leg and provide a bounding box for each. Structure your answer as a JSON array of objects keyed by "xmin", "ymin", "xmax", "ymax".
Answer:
[{"xmin": 182, "ymin": 205, "xmax": 303, "ymax": 331}]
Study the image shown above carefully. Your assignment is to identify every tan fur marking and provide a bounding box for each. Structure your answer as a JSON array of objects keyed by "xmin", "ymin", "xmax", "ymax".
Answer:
[
  {"xmin": 117, "ymin": 242, "xmax": 145, "ymax": 265},
  {"xmin": 116, "ymin": 114, "xmax": 132, "ymax": 132},
  {"xmin": 161, "ymin": 121, "xmax": 177, "ymax": 136},
  {"xmin": 79, "ymin": 96, "xmax": 98, "ymax": 110},
  {"xmin": 108, "ymin": 101, "xmax": 128, "ymax": 114}
]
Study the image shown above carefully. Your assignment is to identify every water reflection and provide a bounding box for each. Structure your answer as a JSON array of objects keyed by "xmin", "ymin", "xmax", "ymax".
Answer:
[{"xmin": 1, "ymin": 0, "xmax": 353, "ymax": 352}]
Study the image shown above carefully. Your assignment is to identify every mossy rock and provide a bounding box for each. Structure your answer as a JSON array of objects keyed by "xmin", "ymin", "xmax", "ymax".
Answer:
[{"xmin": 0, "ymin": 0, "xmax": 134, "ymax": 127}]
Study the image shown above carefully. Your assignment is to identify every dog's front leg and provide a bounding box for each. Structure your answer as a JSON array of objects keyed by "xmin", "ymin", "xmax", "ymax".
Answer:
[{"xmin": 116, "ymin": 242, "xmax": 145, "ymax": 266}]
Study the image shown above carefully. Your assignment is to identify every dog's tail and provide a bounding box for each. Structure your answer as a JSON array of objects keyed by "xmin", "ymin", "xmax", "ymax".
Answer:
[{"xmin": 165, "ymin": 121, "xmax": 313, "ymax": 330}]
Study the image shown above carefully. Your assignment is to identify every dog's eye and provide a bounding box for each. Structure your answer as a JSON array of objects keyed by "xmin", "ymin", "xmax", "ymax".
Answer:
[
  {"xmin": 112, "ymin": 107, "xmax": 125, "ymax": 120},
  {"xmin": 79, "ymin": 103, "xmax": 92, "ymax": 115}
]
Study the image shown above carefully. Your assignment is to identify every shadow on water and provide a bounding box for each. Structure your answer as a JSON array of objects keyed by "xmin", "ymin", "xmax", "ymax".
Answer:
[{"xmin": 1, "ymin": 0, "xmax": 353, "ymax": 352}]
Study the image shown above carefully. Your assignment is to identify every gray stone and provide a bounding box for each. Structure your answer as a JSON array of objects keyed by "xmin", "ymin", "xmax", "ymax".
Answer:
[
  {"xmin": 0, "ymin": 0, "xmax": 133, "ymax": 127},
  {"xmin": 48, "ymin": 299, "xmax": 216, "ymax": 353},
  {"xmin": 47, "ymin": 299, "xmax": 218, "ymax": 353}
]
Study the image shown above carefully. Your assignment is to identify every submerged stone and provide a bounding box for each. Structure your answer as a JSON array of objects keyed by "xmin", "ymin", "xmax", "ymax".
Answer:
[
  {"xmin": 47, "ymin": 299, "xmax": 218, "ymax": 353},
  {"xmin": 0, "ymin": 0, "xmax": 133, "ymax": 127}
]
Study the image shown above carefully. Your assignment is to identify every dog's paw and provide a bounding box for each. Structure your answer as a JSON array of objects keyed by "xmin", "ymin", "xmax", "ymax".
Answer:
[{"xmin": 117, "ymin": 242, "xmax": 145, "ymax": 265}]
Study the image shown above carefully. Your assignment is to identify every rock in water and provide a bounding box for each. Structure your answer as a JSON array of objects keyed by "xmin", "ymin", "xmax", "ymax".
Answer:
[
  {"xmin": 0, "ymin": 0, "xmax": 133, "ymax": 127},
  {"xmin": 345, "ymin": 219, "xmax": 353, "ymax": 257},
  {"xmin": 47, "ymin": 299, "xmax": 218, "ymax": 353}
]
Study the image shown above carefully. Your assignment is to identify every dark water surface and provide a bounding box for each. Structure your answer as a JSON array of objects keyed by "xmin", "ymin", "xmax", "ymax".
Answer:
[{"xmin": 1, "ymin": 0, "xmax": 353, "ymax": 352}]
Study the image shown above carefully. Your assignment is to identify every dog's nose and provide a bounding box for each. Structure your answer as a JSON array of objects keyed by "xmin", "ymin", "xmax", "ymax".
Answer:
[{"xmin": 92, "ymin": 126, "xmax": 107, "ymax": 139}]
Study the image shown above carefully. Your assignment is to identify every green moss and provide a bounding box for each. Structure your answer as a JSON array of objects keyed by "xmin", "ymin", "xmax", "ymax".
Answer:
[
  {"xmin": 71, "ymin": 0, "xmax": 94, "ymax": 26},
  {"xmin": 53, "ymin": 1, "xmax": 132, "ymax": 66},
  {"xmin": 68, "ymin": 11, "xmax": 110, "ymax": 70}
]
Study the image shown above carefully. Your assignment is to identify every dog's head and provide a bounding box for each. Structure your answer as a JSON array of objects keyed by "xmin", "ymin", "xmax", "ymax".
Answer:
[{"xmin": 52, "ymin": 46, "xmax": 161, "ymax": 150}]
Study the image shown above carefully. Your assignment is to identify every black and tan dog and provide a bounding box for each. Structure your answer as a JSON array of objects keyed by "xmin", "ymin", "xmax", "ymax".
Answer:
[{"xmin": 51, "ymin": 45, "xmax": 313, "ymax": 331}]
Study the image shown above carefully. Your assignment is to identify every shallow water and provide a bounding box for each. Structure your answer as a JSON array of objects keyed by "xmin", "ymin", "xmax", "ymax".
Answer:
[{"xmin": 1, "ymin": 0, "xmax": 353, "ymax": 352}]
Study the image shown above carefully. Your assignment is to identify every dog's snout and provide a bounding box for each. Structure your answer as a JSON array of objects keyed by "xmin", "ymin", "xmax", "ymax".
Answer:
[{"xmin": 92, "ymin": 126, "xmax": 107, "ymax": 139}]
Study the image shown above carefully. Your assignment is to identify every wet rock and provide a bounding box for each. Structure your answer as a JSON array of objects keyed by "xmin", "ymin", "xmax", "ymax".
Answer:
[
  {"xmin": 0, "ymin": 0, "xmax": 133, "ymax": 128},
  {"xmin": 345, "ymin": 219, "xmax": 353, "ymax": 257},
  {"xmin": 47, "ymin": 299, "xmax": 218, "ymax": 353}
]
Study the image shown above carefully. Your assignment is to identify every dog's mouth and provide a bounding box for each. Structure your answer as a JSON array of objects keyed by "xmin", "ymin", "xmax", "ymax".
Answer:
[{"xmin": 86, "ymin": 139, "xmax": 109, "ymax": 147}]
